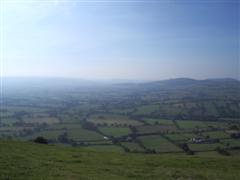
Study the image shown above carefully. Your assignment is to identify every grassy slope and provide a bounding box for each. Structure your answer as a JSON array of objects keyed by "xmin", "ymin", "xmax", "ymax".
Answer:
[{"xmin": 0, "ymin": 140, "xmax": 240, "ymax": 180}]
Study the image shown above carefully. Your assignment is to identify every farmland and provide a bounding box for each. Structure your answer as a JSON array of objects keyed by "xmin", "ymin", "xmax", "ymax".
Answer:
[{"xmin": 0, "ymin": 78, "xmax": 239, "ymax": 156}]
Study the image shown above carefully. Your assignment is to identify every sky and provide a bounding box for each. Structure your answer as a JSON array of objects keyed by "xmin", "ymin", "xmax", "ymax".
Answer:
[{"xmin": 1, "ymin": 0, "xmax": 239, "ymax": 80}]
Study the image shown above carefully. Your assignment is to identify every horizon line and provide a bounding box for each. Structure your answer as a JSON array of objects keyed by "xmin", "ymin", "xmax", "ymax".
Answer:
[{"xmin": 1, "ymin": 76, "xmax": 239, "ymax": 82}]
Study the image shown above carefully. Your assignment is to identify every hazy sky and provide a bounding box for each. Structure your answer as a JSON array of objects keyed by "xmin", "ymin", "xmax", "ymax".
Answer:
[{"xmin": 2, "ymin": 0, "xmax": 239, "ymax": 80}]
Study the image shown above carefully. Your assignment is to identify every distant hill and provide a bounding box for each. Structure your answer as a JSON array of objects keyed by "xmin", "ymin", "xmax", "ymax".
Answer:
[
  {"xmin": 116, "ymin": 78, "xmax": 240, "ymax": 120},
  {"xmin": 139, "ymin": 78, "xmax": 240, "ymax": 89},
  {"xmin": 2, "ymin": 77, "xmax": 240, "ymax": 120},
  {"xmin": 3, "ymin": 77, "xmax": 240, "ymax": 88}
]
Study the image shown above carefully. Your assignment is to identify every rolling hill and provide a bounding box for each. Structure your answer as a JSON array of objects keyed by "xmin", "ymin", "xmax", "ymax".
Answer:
[{"xmin": 0, "ymin": 140, "xmax": 240, "ymax": 180}]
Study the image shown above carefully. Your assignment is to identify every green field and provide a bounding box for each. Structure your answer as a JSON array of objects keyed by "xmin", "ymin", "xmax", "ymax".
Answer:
[
  {"xmin": 81, "ymin": 145, "xmax": 124, "ymax": 152},
  {"xmin": 0, "ymin": 140, "xmax": 239, "ymax": 180},
  {"xmin": 99, "ymin": 127, "xmax": 131, "ymax": 137},
  {"xmin": 220, "ymin": 139, "xmax": 240, "ymax": 147},
  {"xmin": 23, "ymin": 117, "xmax": 60, "ymax": 124},
  {"xmin": 134, "ymin": 104, "xmax": 160, "ymax": 115},
  {"xmin": 47, "ymin": 123, "xmax": 82, "ymax": 130},
  {"xmin": 202, "ymin": 131, "xmax": 230, "ymax": 139},
  {"xmin": 188, "ymin": 143, "xmax": 225, "ymax": 152},
  {"xmin": 121, "ymin": 142, "xmax": 145, "ymax": 152},
  {"xmin": 139, "ymin": 135, "xmax": 182, "ymax": 152},
  {"xmin": 176, "ymin": 120, "xmax": 227, "ymax": 129},
  {"xmin": 143, "ymin": 118, "xmax": 174, "ymax": 125},
  {"xmin": 67, "ymin": 129, "xmax": 104, "ymax": 141},
  {"xmin": 165, "ymin": 133, "xmax": 197, "ymax": 142},
  {"xmin": 22, "ymin": 130, "xmax": 66, "ymax": 141},
  {"xmin": 136, "ymin": 125, "xmax": 177, "ymax": 134}
]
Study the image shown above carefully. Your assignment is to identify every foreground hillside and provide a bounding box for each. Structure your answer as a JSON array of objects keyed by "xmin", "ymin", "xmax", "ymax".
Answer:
[{"xmin": 0, "ymin": 140, "xmax": 240, "ymax": 180}]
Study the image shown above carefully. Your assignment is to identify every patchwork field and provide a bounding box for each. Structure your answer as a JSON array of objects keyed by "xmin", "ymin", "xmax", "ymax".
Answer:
[
  {"xmin": 1, "ymin": 78, "xmax": 240, "ymax": 156},
  {"xmin": 138, "ymin": 135, "xmax": 182, "ymax": 153},
  {"xmin": 88, "ymin": 114, "xmax": 143, "ymax": 126}
]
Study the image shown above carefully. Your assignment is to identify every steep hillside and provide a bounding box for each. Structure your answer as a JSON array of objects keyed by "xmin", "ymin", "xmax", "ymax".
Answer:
[{"xmin": 0, "ymin": 140, "xmax": 240, "ymax": 180}]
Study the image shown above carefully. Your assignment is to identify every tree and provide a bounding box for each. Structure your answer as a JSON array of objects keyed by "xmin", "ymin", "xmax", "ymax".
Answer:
[
  {"xmin": 179, "ymin": 143, "xmax": 194, "ymax": 155},
  {"xmin": 230, "ymin": 125, "xmax": 239, "ymax": 131},
  {"xmin": 33, "ymin": 136, "xmax": 48, "ymax": 144},
  {"xmin": 215, "ymin": 147, "xmax": 230, "ymax": 156}
]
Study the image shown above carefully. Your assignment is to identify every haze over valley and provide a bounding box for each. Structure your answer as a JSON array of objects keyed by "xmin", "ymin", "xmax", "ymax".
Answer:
[{"xmin": 0, "ymin": 0, "xmax": 239, "ymax": 179}]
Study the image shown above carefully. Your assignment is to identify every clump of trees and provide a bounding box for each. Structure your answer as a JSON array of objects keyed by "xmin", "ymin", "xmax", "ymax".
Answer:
[
  {"xmin": 33, "ymin": 136, "xmax": 48, "ymax": 144},
  {"xmin": 179, "ymin": 143, "xmax": 194, "ymax": 155},
  {"xmin": 215, "ymin": 147, "xmax": 230, "ymax": 156},
  {"xmin": 229, "ymin": 125, "xmax": 239, "ymax": 131}
]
